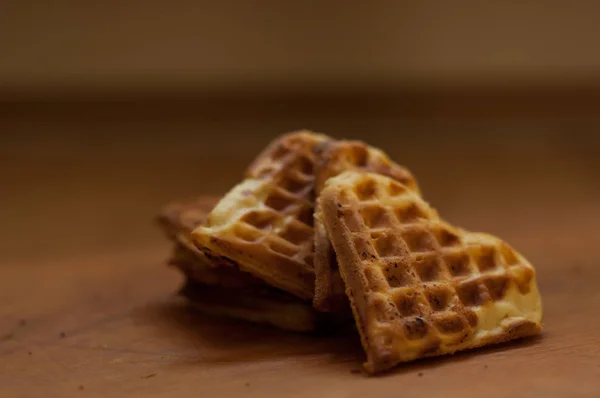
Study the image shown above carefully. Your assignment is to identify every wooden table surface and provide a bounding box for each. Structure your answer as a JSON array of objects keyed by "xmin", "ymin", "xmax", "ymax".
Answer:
[{"xmin": 1, "ymin": 99, "xmax": 599, "ymax": 397}]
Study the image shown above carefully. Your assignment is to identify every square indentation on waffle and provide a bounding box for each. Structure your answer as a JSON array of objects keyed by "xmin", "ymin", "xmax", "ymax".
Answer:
[
  {"xmin": 372, "ymin": 230, "xmax": 405, "ymax": 258},
  {"xmin": 394, "ymin": 202, "xmax": 429, "ymax": 223},
  {"xmin": 391, "ymin": 288, "xmax": 430, "ymax": 317},
  {"xmin": 508, "ymin": 265, "xmax": 535, "ymax": 294},
  {"xmin": 432, "ymin": 225, "xmax": 462, "ymax": 248},
  {"xmin": 401, "ymin": 228, "xmax": 437, "ymax": 253},
  {"xmin": 483, "ymin": 274, "xmax": 511, "ymax": 300},
  {"xmin": 424, "ymin": 284, "xmax": 454, "ymax": 311},
  {"xmin": 355, "ymin": 179, "xmax": 382, "ymax": 201},
  {"xmin": 443, "ymin": 251, "xmax": 472, "ymax": 277},
  {"xmin": 382, "ymin": 261, "xmax": 418, "ymax": 288},
  {"xmin": 387, "ymin": 179, "xmax": 410, "ymax": 197},
  {"xmin": 279, "ymin": 220, "xmax": 313, "ymax": 245},
  {"xmin": 264, "ymin": 189, "xmax": 299, "ymax": 213},
  {"xmin": 263, "ymin": 188, "xmax": 313, "ymax": 228},
  {"xmin": 371, "ymin": 296, "xmax": 395, "ymax": 324},
  {"xmin": 278, "ymin": 156, "xmax": 314, "ymax": 194},
  {"xmin": 413, "ymin": 254, "xmax": 444, "ymax": 282},
  {"xmin": 455, "ymin": 279, "xmax": 491, "ymax": 307},
  {"xmin": 241, "ymin": 210, "xmax": 279, "ymax": 231},
  {"xmin": 233, "ymin": 223, "xmax": 263, "ymax": 243},
  {"xmin": 279, "ymin": 173, "xmax": 311, "ymax": 195},
  {"xmin": 499, "ymin": 243, "xmax": 520, "ymax": 266},
  {"xmin": 430, "ymin": 311, "xmax": 469, "ymax": 336},
  {"xmin": 265, "ymin": 235, "xmax": 299, "ymax": 258},
  {"xmin": 361, "ymin": 205, "xmax": 395, "ymax": 230},
  {"xmin": 249, "ymin": 131, "xmax": 325, "ymax": 181},
  {"xmin": 291, "ymin": 153, "xmax": 315, "ymax": 177},
  {"xmin": 403, "ymin": 316, "xmax": 431, "ymax": 340},
  {"xmin": 470, "ymin": 245, "xmax": 502, "ymax": 273}
]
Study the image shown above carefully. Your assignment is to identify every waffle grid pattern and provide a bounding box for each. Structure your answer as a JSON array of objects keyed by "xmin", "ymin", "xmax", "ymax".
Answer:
[
  {"xmin": 192, "ymin": 132, "xmax": 330, "ymax": 299},
  {"xmin": 321, "ymin": 172, "xmax": 538, "ymax": 369},
  {"xmin": 158, "ymin": 196, "xmax": 318, "ymax": 333},
  {"xmin": 312, "ymin": 141, "xmax": 420, "ymax": 313},
  {"xmin": 219, "ymin": 134, "xmax": 321, "ymax": 267},
  {"xmin": 314, "ymin": 140, "xmax": 419, "ymax": 196}
]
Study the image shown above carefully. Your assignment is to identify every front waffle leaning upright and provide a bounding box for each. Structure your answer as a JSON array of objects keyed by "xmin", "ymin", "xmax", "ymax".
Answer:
[
  {"xmin": 191, "ymin": 131, "xmax": 331, "ymax": 300},
  {"xmin": 319, "ymin": 171, "xmax": 542, "ymax": 373},
  {"xmin": 312, "ymin": 140, "xmax": 419, "ymax": 313}
]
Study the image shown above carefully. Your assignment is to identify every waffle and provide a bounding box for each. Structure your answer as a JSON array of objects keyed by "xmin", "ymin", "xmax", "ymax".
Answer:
[
  {"xmin": 158, "ymin": 196, "xmax": 318, "ymax": 332},
  {"xmin": 313, "ymin": 140, "xmax": 419, "ymax": 196},
  {"xmin": 319, "ymin": 171, "xmax": 542, "ymax": 373},
  {"xmin": 191, "ymin": 131, "xmax": 331, "ymax": 300},
  {"xmin": 157, "ymin": 196, "xmax": 267, "ymax": 287},
  {"xmin": 313, "ymin": 141, "xmax": 419, "ymax": 313},
  {"xmin": 169, "ymin": 243, "xmax": 265, "ymax": 289},
  {"xmin": 179, "ymin": 277, "xmax": 318, "ymax": 333}
]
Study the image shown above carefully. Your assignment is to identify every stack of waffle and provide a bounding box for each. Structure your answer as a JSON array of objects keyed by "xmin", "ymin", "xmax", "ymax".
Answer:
[{"xmin": 157, "ymin": 131, "xmax": 543, "ymax": 374}]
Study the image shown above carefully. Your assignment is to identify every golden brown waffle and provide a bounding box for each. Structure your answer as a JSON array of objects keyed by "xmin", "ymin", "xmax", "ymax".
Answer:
[
  {"xmin": 319, "ymin": 171, "xmax": 542, "ymax": 373},
  {"xmin": 313, "ymin": 141, "xmax": 419, "ymax": 313},
  {"xmin": 191, "ymin": 131, "xmax": 331, "ymax": 300},
  {"xmin": 157, "ymin": 195, "xmax": 266, "ymax": 288},
  {"xmin": 158, "ymin": 196, "xmax": 318, "ymax": 332}
]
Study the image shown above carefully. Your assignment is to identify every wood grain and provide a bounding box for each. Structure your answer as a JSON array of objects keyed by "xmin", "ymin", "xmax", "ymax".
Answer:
[{"xmin": 1, "ymin": 102, "xmax": 599, "ymax": 397}]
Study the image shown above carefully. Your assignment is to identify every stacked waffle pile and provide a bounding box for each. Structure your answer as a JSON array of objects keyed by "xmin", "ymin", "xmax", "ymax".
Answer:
[{"xmin": 157, "ymin": 131, "xmax": 543, "ymax": 374}]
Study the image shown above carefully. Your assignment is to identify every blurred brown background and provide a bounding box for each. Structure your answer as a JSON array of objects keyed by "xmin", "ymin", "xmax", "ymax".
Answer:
[
  {"xmin": 2, "ymin": 2, "xmax": 600, "ymax": 396},
  {"xmin": 2, "ymin": 1, "xmax": 599, "ymax": 263},
  {"xmin": 2, "ymin": 1, "xmax": 600, "ymax": 92}
]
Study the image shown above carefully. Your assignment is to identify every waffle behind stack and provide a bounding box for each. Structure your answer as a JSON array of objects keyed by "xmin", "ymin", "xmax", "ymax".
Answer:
[
  {"xmin": 312, "ymin": 140, "xmax": 419, "ymax": 313},
  {"xmin": 157, "ymin": 196, "xmax": 318, "ymax": 332},
  {"xmin": 191, "ymin": 131, "xmax": 330, "ymax": 300}
]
